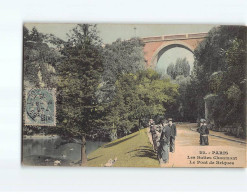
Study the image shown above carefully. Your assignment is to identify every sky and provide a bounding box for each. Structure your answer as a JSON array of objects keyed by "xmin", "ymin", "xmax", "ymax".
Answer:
[{"xmin": 25, "ymin": 23, "xmax": 216, "ymax": 73}]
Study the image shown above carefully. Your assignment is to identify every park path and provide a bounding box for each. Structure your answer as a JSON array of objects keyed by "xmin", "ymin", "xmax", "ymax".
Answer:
[{"xmin": 147, "ymin": 123, "xmax": 246, "ymax": 167}]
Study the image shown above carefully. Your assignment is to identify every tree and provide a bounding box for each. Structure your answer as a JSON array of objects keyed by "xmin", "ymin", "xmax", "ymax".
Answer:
[
  {"xmin": 56, "ymin": 24, "xmax": 104, "ymax": 166},
  {"xmin": 97, "ymin": 38, "xmax": 146, "ymax": 103},
  {"xmin": 23, "ymin": 26, "xmax": 61, "ymax": 88},
  {"xmin": 192, "ymin": 25, "xmax": 246, "ymax": 136},
  {"xmin": 167, "ymin": 63, "xmax": 175, "ymax": 79},
  {"xmin": 166, "ymin": 57, "xmax": 190, "ymax": 79},
  {"xmin": 175, "ymin": 58, "xmax": 190, "ymax": 78},
  {"xmin": 104, "ymin": 73, "xmax": 139, "ymax": 139},
  {"xmin": 103, "ymin": 38, "xmax": 145, "ymax": 82},
  {"xmin": 136, "ymin": 69, "xmax": 178, "ymax": 120},
  {"xmin": 104, "ymin": 69, "xmax": 178, "ymax": 139},
  {"xmin": 210, "ymin": 38, "xmax": 246, "ymax": 132}
]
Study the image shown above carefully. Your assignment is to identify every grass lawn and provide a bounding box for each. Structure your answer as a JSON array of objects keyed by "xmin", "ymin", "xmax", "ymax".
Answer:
[{"xmin": 87, "ymin": 128, "xmax": 160, "ymax": 167}]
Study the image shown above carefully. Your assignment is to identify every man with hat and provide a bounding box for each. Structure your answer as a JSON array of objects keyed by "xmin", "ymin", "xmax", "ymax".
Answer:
[
  {"xmin": 197, "ymin": 119, "xmax": 204, "ymax": 145},
  {"xmin": 168, "ymin": 118, "xmax": 176, "ymax": 153},
  {"xmin": 197, "ymin": 119, "xmax": 209, "ymax": 146}
]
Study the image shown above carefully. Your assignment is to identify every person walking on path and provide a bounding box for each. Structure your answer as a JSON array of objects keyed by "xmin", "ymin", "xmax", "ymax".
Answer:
[
  {"xmin": 197, "ymin": 119, "xmax": 204, "ymax": 145},
  {"xmin": 158, "ymin": 120, "xmax": 172, "ymax": 164},
  {"xmin": 149, "ymin": 119, "xmax": 158, "ymax": 152},
  {"xmin": 155, "ymin": 123, "xmax": 162, "ymax": 149},
  {"xmin": 168, "ymin": 118, "xmax": 176, "ymax": 153},
  {"xmin": 197, "ymin": 119, "xmax": 209, "ymax": 146}
]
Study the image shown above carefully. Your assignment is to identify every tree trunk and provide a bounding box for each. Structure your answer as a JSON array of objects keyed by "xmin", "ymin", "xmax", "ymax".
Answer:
[{"xmin": 81, "ymin": 135, "xmax": 87, "ymax": 166}]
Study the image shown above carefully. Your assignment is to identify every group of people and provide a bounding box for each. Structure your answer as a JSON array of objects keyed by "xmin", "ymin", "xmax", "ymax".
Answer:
[
  {"xmin": 149, "ymin": 118, "xmax": 210, "ymax": 164},
  {"xmin": 149, "ymin": 118, "xmax": 176, "ymax": 164}
]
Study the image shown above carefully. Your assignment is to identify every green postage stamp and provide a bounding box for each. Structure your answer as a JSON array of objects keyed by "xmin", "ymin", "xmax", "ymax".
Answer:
[{"xmin": 24, "ymin": 88, "xmax": 56, "ymax": 126}]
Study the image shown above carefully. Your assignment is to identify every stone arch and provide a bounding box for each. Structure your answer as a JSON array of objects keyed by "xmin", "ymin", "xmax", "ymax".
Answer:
[{"xmin": 149, "ymin": 40, "xmax": 195, "ymax": 69}]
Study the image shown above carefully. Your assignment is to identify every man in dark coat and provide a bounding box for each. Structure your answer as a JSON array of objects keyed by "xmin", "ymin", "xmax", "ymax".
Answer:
[
  {"xmin": 168, "ymin": 118, "xmax": 176, "ymax": 153},
  {"xmin": 198, "ymin": 119, "xmax": 209, "ymax": 145},
  {"xmin": 197, "ymin": 119, "xmax": 204, "ymax": 145}
]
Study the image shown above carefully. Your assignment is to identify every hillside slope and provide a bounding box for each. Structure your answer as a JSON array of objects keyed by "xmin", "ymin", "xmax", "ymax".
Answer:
[{"xmin": 87, "ymin": 129, "xmax": 160, "ymax": 167}]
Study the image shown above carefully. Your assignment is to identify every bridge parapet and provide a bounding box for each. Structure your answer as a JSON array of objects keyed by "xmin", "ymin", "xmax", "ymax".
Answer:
[
  {"xmin": 141, "ymin": 32, "xmax": 208, "ymax": 43},
  {"xmin": 188, "ymin": 32, "xmax": 208, "ymax": 39}
]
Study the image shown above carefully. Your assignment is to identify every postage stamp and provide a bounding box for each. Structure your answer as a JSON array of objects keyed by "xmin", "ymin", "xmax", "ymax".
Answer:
[{"xmin": 24, "ymin": 88, "xmax": 56, "ymax": 126}]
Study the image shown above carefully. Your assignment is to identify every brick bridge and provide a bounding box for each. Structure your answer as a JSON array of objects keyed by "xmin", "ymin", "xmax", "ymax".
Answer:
[{"xmin": 141, "ymin": 33, "xmax": 208, "ymax": 68}]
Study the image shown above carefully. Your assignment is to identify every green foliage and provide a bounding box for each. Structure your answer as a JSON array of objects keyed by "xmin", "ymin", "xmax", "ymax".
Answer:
[
  {"xmin": 23, "ymin": 26, "xmax": 61, "ymax": 88},
  {"xmin": 191, "ymin": 27, "xmax": 246, "ymax": 119},
  {"xmin": 226, "ymin": 83, "xmax": 241, "ymax": 102},
  {"xmin": 209, "ymin": 71, "xmax": 224, "ymax": 94},
  {"xmin": 164, "ymin": 75, "xmax": 199, "ymax": 122},
  {"xmin": 56, "ymin": 24, "xmax": 104, "ymax": 139},
  {"xmin": 165, "ymin": 57, "xmax": 193, "ymax": 121},
  {"xmin": 166, "ymin": 63, "xmax": 175, "ymax": 79},
  {"xmin": 104, "ymin": 69, "xmax": 178, "ymax": 139},
  {"xmin": 97, "ymin": 38, "xmax": 146, "ymax": 103},
  {"xmin": 194, "ymin": 26, "xmax": 245, "ymax": 75},
  {"xmin": 103, "ymin": 38, "xmax": 145, "ymax": 82},
  {"xmin": 167, "ymin": 57, "xmax": 190, "ymax": 79},
  {"xmin": 191, "ymin": 25, "xmax": 246, "ymax": 136}
]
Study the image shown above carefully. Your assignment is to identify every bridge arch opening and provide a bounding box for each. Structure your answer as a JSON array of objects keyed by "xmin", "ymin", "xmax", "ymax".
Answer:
[
  {"xmin": 150, "ymin": 41, "xmax": 195, "ymax": 68},
  {"xmin": 149, "ymin": 42, "xmax": 195, "ymax": 76}
]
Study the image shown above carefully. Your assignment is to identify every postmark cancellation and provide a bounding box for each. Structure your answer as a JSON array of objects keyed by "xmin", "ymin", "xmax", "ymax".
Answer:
[{"xmin": 24, "ymin": 88, "xmax": 56, "ymax": 126}]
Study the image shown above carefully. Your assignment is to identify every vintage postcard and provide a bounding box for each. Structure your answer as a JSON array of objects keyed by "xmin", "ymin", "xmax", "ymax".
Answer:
[{"xmin": 22, "ymin": 23, "xmax": 246, "ymax": 167}]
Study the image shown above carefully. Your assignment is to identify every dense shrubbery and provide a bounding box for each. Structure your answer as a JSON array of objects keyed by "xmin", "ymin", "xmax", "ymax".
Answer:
[
  {"xmin": 165, "ymin": 58, "xmax": 195, "ymax": 122},
  {"xmin": 103, "ymin": 69, "xmax": 178, "ymax": 139},
  {"xmin": 189, "ymin": 26, "xmax": 246, "ymax": 138}
]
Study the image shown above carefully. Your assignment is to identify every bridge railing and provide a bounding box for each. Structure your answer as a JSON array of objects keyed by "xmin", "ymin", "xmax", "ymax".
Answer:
[
  {"xmin": 188, "ymin": 33, "xmax": 208, "ymax": 39},
  {"xmin": 142, "ymin": 32, "xmax": 208, "ymax": 43},
  {"xmin": 142, "ymin": 36, "xmax": 163, "ymax": 42},
  {"xmin": 164, "ymin": 34, "xmax": 186, "ymax": 40}
]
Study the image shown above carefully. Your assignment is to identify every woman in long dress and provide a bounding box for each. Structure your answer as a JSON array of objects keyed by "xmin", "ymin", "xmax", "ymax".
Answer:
[{"xmin": 158, "ymin": 121, "xmax": 172, "ymax": 163}]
